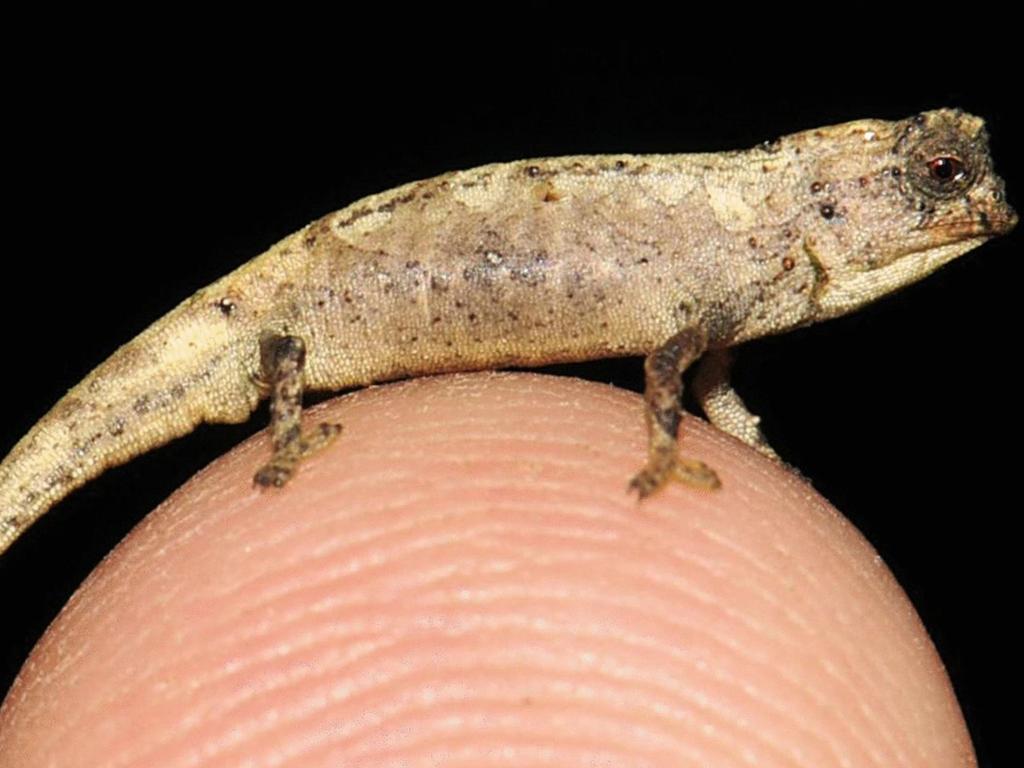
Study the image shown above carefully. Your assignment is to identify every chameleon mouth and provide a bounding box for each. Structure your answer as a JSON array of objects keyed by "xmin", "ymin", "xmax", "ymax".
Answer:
[
  {"xmin": 986, "ymin": 205, "xmax": 1018, "ymax": 234},
  {"xmin": 922, "ymin": 206, "xmax": 1018, "ymax": 239}
]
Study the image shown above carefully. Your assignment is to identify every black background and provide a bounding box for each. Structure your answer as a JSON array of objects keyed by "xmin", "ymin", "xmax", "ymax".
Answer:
[{"xmin": 1, "ymin": 17, "xmax": 1018, "ymax": 765}]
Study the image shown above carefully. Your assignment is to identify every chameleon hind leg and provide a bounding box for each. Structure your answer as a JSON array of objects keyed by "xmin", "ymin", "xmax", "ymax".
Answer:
[
  {"xmin": 253, "ymin": 332, "xmax": 342, "ymax": 488},
  {"xmin": 693, "ymin": 349, "xmax": 780, "ymax": 460},
  {"xmin": 629, "ymin": 328, "xmax": 721, "ymax": 497}
]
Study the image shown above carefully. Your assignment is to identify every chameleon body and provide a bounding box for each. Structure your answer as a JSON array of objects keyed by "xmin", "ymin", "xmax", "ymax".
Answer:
[{"xmin": 0, "ymin": 109, "xmax": 1015, "ymax": 555}]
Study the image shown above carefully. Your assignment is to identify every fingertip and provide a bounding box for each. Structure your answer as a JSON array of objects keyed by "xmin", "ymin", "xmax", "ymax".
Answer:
[{"xmin": 0, "ymin": 373, "xmax": 975, "ymax": 767}]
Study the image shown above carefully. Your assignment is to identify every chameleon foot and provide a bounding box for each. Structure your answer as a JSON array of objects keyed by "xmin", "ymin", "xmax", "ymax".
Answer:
[
  {"xmin": 629, "ymin": 455, "xmax": 721, "ymax": 498},
  {"xmin": 253, "ymin": 422, "xmax": 342, "ymax": 488}
]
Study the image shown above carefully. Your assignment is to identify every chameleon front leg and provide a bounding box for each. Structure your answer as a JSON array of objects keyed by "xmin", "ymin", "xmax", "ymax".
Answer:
[
  {"xmin": 253, "ymin": 332, "xmax": 342, "ymax": 487},
  {"xmin": 629, "ymin": 328, "xmax": 721, "ymax": 497},
  {"xmin": 693, "ymin": 349, "xmax": 780, "ymax": 460}
]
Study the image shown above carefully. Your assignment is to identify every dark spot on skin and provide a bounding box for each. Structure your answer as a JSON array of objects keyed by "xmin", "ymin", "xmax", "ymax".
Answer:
[
  {"xmin": 376, "ymin": 192, "xmax": 416, "ymax": 214},
  {"xmin": 858, "ymin": 176, "xmax": 870, "ymax": 187},
  {"xmin": 431, "ymin": 316, "xmax": 441, "ymax": 324},
  {"xmin": 462, "ymin": 267, "xmax": 481, "ymax": 284},
  {"xmin": 53, "ymin": 396, "xmax": 84, "ymax": 420},
  {"xmin": 819, "ymin": 204, "xmax": 835, "ymax": 220},
  {"xmin": 525, "ymin": 165, "xmax": 541, "ymax": 177},
  {"xmin": 430, "ymin": 275, "xmax": 449, "ymax": 292},
  {"xmin": 406, "ymin": 260, "xmax": 420, "ymax": 269},
  {"xmin": 2, "ymin": 515, "xmax": 20, "ymax": 531},
  {"xmin": 133, "ymin": 395, "xmax": 151, "ymax": 414},
  {"xmin": 281, "ymin": 424, "xmax": 301, "ymax": 445},
  {"xmin": 783, "ymin": 229, "xmax": 793, "ymax": 239},
  {"xmin": 217, "ymin": 298, "xmax": 236, "ymax": 316},
  {"xmin": 761, "ymin": 164, "xmax": 770, "ymax": 173},
  {"xmin": 335, "ymin": 206, "xmax": 372, "ymax": 228},
  {"xmin": 810, "ymin": 181, "xmax": 823, "ymax": 194},
  {"xmin": 891, "ymin": 167, "xmax": 902, "ymax": 178},
  {"xmin": 614, "ymin": 160, "xmax": 627, "ymax": 170},
  {"xmin": 979, "ymin": 210, "xmax": 991, "ymax": 232},
  {"xmin": 304, "ymin": 232, "xmax": 317, "ymax": 249},
  {"xmin": 636, "ymin": 257, "xmax": 649, "ymax": 265},
  {"xmin": 45, "ymin": 467, "xmax": 75, "ymax": 492},
  {"xmin": 748, "ymin": 237, "xmax": 758, "ymax": 248},
  {"xmin": 782, "ymin": 256, "xmax": 795, "ymax": 271},
  {"xmin": 542, "ymin": 189, "xmax": 560, "ymax": 202},
  {"xmin": 171, "ymin": 384, "xmax": 186, "ymax": 399},
  {"xmin": 110, "ymin": 418, "xmax": 126, "ymax": 437}
]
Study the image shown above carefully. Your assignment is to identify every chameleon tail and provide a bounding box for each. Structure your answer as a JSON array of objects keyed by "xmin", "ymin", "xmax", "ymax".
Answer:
[{"xmin": 0, "ymin": 291, "xmax": 259, "ymax": 556}]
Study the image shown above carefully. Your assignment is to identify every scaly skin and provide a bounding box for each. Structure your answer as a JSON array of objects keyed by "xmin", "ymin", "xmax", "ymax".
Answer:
[{"xmin": 0, "ymin": 109, "xmax": 1015, "ymax": 555}]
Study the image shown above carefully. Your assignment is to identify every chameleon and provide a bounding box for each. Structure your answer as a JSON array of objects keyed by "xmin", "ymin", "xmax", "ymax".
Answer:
[{"xmin": 0, "ymin": 108, "xmax": 1015, "ymax": 556}]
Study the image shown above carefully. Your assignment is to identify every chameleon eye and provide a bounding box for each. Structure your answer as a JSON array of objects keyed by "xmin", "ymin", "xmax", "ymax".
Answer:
[
  {"xmin": 927, "ymin": 156, "xmax": 966, "ymax": 184},
  {"xmin": 906, "ymin": 140, "xmax": 979, "ymax": 200}
]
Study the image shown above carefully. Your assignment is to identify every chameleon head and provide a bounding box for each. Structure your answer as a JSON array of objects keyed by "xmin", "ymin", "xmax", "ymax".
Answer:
[{"xmin": 797, "ymin": 108, "xmax": 1017, "ymax": 320}]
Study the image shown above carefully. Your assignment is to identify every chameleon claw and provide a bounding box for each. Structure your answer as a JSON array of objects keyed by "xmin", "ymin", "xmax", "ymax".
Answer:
[
  {"xmin": 671, "ymin": 458, "xmax": 721, "ymax": 490},
  {"xmin": 254, "ymin": 462, "xmax": 293, "ymax": 488}
]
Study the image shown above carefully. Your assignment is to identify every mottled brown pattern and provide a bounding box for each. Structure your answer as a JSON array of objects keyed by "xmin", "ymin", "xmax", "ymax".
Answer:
[{"xmin": 0, "ymin": 109, "xmax": 1015, "ymax": 555}]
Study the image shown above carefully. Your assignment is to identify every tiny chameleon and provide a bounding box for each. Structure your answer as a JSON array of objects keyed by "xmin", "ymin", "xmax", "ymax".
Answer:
[{"xmin": 0, "ymin": 108, "xmax": 1016, "ymax": 556}]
